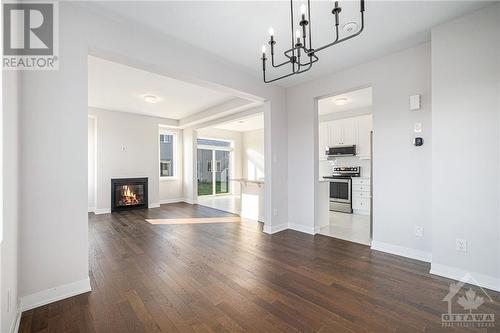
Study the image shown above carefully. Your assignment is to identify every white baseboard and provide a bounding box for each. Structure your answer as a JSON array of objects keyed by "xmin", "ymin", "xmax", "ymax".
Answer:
[
  {"xmin": 183, "ymin": 198, "xmax": 197, "ymax": 205},
  {"xmin": 88, "ymin": 207, "xmax": 96, "ymax": 213},
  {"xmin": 10, "ymin": 311, "xmax": 21, "ymax": 333},
  {"xmin": 314, "ymin": 224, "xmax": 329, "ymax": 234},
  {"xmin": 288, "ymin": 223, "xmax": 315, "ymax": 235},
  {"xmin": 20, "ymin": 277, "xmax": 91, "ymax": 312},
  {"xmin": 148, "ymin": 203, "xmax": 160, "ymax": 209},
  {"xmin": 263, "ymin": 223, "xmax": 288, "ymax": 234},
  {"xmin": 430, "ymin": 263, "xmax": 500, "ymax": 293},
  {"xmin": 371, "ymin": 240, "xmax": 432, "ymax": 263},
  {"xmin": 158, "ymin": 198, "xmax": 184, "ymax": 205},
  {"xmin": 94, "ymin": 208, "xmax": 111, "ymax": 215}
]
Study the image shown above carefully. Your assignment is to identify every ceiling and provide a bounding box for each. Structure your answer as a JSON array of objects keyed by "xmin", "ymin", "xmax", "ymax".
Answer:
[
  {"xmin": 87, "ymin": 1, "xmax": 492, "ymax": 87},
  {"xmin": 213, "ymin": 113, "xmax": 264, "ymax": 132},
  {"xmin": 88, "ymin": 55, "xmax": 236, "ymax": 119},
  {"xmin": 319, "ymin": 87, "xmax": 372, "ymax": 115}
]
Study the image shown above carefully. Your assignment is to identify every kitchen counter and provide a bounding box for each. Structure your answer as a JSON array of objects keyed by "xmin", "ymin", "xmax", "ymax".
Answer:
[{"xmin": 230, "ymin": 178, "xmax": 264, "ymax": 186}]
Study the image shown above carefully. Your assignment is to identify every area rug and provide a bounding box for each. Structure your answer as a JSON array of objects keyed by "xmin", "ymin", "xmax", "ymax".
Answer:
[{"xmin": 146, "ymin": 216, "xmax": 241, "ymax": 225}]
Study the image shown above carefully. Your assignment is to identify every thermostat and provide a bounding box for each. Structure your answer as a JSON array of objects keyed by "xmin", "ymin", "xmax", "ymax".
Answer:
[{"xmin": 413, "ymin": 137, "xmax": 423, "ymax": 146}]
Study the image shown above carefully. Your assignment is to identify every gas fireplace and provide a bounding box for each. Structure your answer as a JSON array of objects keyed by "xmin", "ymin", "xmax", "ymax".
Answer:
[{"xmin": 111, "ymin": 178, "xmax": 148, "ymax": 212}]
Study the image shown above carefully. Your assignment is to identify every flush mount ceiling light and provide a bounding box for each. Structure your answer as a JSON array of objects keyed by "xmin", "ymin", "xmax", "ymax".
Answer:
[
  {"xmin": 334, "ymin": 97, "xmax": 350, "ymax": 106},
  {"xmin": 343, "ymin": 22, "xmax": 358, "ymax": 34},
  {"xmin": 261, "ymin": 0, "xmax": 365, "ymax": 83},
  {"xmin": 143, "ymin": 94, "xmax": 159, "ymax": 104}
]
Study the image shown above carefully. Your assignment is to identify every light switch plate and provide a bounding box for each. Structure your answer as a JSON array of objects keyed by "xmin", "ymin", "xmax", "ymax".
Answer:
[
  {"xmin": 414, "ymin": 122, "xmax": 422, "ymax": 133},
  {"xmin": 410, "ymin": 94, "xmax": 421, "ymax": 111}
]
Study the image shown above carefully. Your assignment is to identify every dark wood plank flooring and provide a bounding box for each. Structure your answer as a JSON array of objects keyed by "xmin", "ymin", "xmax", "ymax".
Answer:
[{"xmin": 19, "ymin": 202, "xmax": 500, "ymax": 332}]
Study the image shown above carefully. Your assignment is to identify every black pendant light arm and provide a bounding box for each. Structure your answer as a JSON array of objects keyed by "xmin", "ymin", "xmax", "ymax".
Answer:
[{"xmin": 312, "ymin": 1, "xmax": 365, "ymax": 54}]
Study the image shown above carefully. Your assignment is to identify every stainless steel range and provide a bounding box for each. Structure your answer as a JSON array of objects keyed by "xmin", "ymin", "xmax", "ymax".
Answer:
[{"xmin": 323, "ymin": 167, "xmax": 361, "ymax": 213}]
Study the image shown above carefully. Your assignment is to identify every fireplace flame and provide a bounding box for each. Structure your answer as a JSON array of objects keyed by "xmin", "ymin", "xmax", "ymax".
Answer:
[{"xmin": 121, "ymin": 185, "xmax": 139, "ymax": 205}]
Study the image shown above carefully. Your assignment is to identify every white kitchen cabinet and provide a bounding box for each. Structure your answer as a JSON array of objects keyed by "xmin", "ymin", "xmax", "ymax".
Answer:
[
  {"xmin": 356, "ymin": 115, "xmax": 373, "ymax": 159},
  {"xmin": 352, "ymin": 177, "xmax": 371, "ymax": 215},
  {"xmin": 330, "ymin": 121, "xmax": 343, "ymax": 146},
  {"xmin": 339, "ymin": 118, "xmax": 356, "ymax": 146},
  {"xmin": 318, "ymin": 122, "xmax": 330, "ymax": 159},
  {"xmin": 318, "ymin": 114, "xmax": 372, "ymax": 158}
]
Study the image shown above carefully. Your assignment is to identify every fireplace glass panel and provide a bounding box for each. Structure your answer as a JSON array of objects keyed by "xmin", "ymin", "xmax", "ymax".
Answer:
[{"xmin": 115, "ymin": 184, "xmax": 145, "ymax": 208}]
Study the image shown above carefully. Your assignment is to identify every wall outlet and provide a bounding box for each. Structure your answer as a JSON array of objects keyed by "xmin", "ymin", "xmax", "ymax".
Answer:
[
  {"xmin": 414, "ymin": 122, "xmax": 423, "ymax": 133},
  {"xmin": 415, "ymin": 226, "xmax": 424, "ymax": 237},
  {"xmin": 456, "ymin": 238, "xmax": 467, "ymax": 253},
  {"xmin": 273, "ymin": 208, "xmax": 278, "ymax": 217}
]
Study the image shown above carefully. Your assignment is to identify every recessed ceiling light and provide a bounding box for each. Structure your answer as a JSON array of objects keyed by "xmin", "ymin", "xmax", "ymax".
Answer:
[
  {"xmin": 143, "ymin": 94, "xmax": 159, "ymax": 104},
  {"xmin": 334, "ymin": 97, "xmax": 350, "ymax": 106},
  {"xmin": 342, "ymin": 22, "xmax": 358, "ymax": 34}
]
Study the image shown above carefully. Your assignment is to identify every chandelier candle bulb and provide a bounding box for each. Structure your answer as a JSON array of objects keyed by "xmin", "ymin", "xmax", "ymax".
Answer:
[{"xmin": 300, "ymin": 3, "xmax": 307, "ymax": 20}]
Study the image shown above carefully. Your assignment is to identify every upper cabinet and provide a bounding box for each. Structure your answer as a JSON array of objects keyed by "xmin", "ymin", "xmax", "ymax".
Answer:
[
  {"xmin": 319, "ymin": 114, "xmax": 373, "ymax": 160},
  {"xmin": 355, "ymin": 115, "xmax": 372, "ymax": 159}
]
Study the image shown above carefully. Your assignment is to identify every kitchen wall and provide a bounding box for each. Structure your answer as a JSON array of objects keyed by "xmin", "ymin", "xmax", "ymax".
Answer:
[
  {"xmin": 287, "ymin": 42, "xmax": 432, "ymax": 258},
  {"xmin": 196, "ymin": 127, "xmax": 243, "ymax": 195},
  {"xmin": 1, "ymin": 71, "xmax": 20, "ymax": 333},
  {"xmin": 88, "ymin": 107, "xmax": 182, "ymax": 212},
  {"xmin": 242, "ymin": 129, "xmax": 265, "ymax": 180},
  {"xmin": 431, "ymin": 3, "xmax": 500, "ymax": 289},
  {"xmin": 319, "ymin": 157, "xmax": 370, "ymax": 179},
  {"xmin": 16, "ymin": 1, "xmax": 287, "ymax": 311},
  {"xmin": 319, "ymin": 106, "xmax": 372, "ymax": 122}
]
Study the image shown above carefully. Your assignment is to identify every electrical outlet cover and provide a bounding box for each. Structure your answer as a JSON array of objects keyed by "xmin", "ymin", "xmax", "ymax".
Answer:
[{"xmin": 456, "ymin": 238, "xmax": 467, "ymax": 252}]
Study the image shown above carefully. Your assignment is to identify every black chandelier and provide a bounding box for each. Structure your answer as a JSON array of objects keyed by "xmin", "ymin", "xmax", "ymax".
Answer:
[{"xmin": 261, "ymin": 0, "xmax": 365, "ymax": 83}]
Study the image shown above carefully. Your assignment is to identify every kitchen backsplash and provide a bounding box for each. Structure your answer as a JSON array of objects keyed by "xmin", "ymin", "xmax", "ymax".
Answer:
[{"xmin": 319, "ymin": 156, "xmax": 371, "ymax": 178}]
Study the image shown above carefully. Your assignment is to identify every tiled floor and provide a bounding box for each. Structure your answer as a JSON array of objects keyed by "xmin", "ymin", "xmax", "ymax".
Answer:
[
  {"xmin": 319, "ymin": 211, "xmax": 371, "ymax": 245},
  {"xmin": 197, "ymin": 194, "xmax": 241, "ymax": 215}
]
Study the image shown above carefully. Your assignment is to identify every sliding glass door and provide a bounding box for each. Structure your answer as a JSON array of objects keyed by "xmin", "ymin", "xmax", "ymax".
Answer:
[
  {"xmin": 197, "ymin": 149, "xmax": 213, "ymax": 196},
  {"xmin": 197, "ymin": 142, "xmax": 231, "ymax": 196},
  {"xmin": 215, "ymin": 150, "xmax": 230, "ymax": 194}
]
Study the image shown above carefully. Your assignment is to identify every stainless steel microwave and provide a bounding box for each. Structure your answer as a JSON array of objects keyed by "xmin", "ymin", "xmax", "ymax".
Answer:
[{"xmin": 325, "ymin": 145, "xmax": 356, "ymax": 157}]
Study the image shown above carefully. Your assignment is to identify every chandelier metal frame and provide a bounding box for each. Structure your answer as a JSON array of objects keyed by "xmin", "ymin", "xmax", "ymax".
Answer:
[{"xmin": 261, "ymin": 0, "xmax": 365, "ymax": 83}]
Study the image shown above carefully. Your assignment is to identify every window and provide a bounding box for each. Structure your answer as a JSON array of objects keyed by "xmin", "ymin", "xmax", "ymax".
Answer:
[
  {"xmin": 197, "ymin": 138, "xmax": 231, "ymax": 147},
  {"xmin": 159, "ymin": 131, "xmax": 177, "ymax": 178}
]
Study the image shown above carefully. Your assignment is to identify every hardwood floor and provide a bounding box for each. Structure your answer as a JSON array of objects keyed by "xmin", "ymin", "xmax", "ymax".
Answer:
[{"xmin": 19, "ymin": 203, "xmax": 500, "ymax": 332}]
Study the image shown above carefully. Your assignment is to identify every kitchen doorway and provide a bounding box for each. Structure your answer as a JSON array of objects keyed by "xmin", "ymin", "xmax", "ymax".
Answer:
[{"xmin": 317, "ymin": 87, "xmax": 373, "ymax": 245}]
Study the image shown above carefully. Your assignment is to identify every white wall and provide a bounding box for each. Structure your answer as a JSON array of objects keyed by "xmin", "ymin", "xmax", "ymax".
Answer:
[
  {"xmin": 431, "ymin": 4, "xmax": 500, "ymax": 288},
  {"xmin": 1, "ymin": 71, "xmax": 20, "ymax": 333},
  {"xmin": 88, "ymin": 108, "xmax": 182, "ymax": 212},
  {"xmin": 16, "ymin": 1, "xmax": 286, "ymax": 310},
  {"xmin": 287, "ymin": 43, "xmax": 432, "ymax": 256},
  {"xmin": 242, "ymin": 129, "xmax": 265, "ymax": 181},
  {"xmin": 87, "ymin": 117, "xmax": 96, "ymax": 211}
]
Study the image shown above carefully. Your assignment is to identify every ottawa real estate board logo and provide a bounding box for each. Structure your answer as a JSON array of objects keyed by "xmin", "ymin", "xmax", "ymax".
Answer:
[
  {"xmin": 3, "ymin": 1, "xmax": 58, "ymax": 70},
  {"xmin": 442, "ymin": 273, "xmax": 495, "ymax": 328}
]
